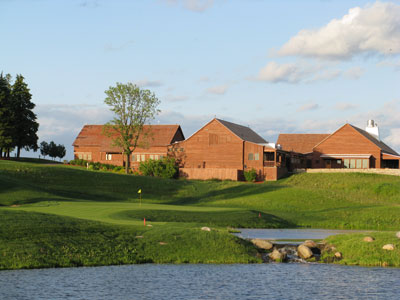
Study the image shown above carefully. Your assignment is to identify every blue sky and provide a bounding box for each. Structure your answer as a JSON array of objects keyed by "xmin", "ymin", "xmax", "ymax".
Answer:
[{"xmin": 1, "ymin": 0, "xmax": 400, "ymax": 159}]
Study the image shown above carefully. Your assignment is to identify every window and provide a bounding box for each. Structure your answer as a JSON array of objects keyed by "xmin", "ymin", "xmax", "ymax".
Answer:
[
  {"xmin": 83, "ymin": 154, "xmax": 87, "ymax": 160},
  {"xmin": 356, "ymin": 159, "xmax": 362, "ymax": 169},
  {"xmin": 248, "ymin": 153, "xmax": 253, "ymax": 161},
  {"xmin": 141, "ymin": 154, "xmax": 145, "ymax": 161},
  {"xmin": 132, "ymin": 154, "xmax": 135, "ymax": 161},
  {"xmin": 362, "ymin": 159, "xmax": 369, "ymax": 169},
  {"xmin": 78, "ymin": 153, "xmax": 83, "ymax": 159},
  {"xmin": 344, "ymin": 159, "xmax": 350, "ymax": 168},
  {"xmin": 254, "ymin": 153, "xmax": 259, "ymax": 161},
  {"xmin": 264, "ymin": 152, "xmax": 275, "ymax": 161},
  {"xmin": 350, "ymin": 159, "xmax": 356, "ymax": 169},
  {"xmin": 137, "ymin": 155, "xmax": 141, "ymax": 162},
  {"xmin": 155, "ymin": 155, "xmax": 159, "ymax": 160},
  {"xmin": 150, "ymin": 155, "xmax": 154, "ymax": 160},
  {"xmin": 106, "ymin": 154, "xmax": 112, "ymax": 161},
  {"xmin": 159, "ymin": 155, "xmax": 164, "ymax": 159},
  {"xmin": 337, "ymin": 159, "xmax": 342, "ymax": 165},
  {"xmin": 87, "ymin": 154, "xmax": 92, "ymax": 160}
]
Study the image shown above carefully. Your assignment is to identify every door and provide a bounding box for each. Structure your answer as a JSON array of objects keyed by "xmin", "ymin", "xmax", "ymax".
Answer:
[{"xmin": 325, "ymin": 159, "xmax": 331, "ymax": 169}]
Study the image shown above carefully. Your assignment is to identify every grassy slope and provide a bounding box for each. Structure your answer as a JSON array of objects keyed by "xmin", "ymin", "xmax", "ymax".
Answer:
[
  {"xmin": 1, "ymin": 160, "xmax": 400, "ymax": 269},
  {"xmin": 323, "ymin": 232, "xmax": 400, "ymax": 267}
]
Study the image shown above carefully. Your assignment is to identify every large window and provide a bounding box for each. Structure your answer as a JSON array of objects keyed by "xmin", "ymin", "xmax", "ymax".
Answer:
[
  {"xmin": 106, "ymin": 153, "xmax": 112, "ymax": 161},
  {"xmin": 254, "ymin": 153, "xmax": 259, "ymax": 161},
  {"xmin": 344, "ymin": 159, "xmax": 350, "ymax": 168},
  {"xmin": 248, "ymin": 153, "xmax": 253, "ymax": 161},
  {"xmin": 362, "ymin": 159, "xmax": 369, "ymax": 169},
  {"xmin": 264, "ymin": 152, "xmax": 275, "ymax": 161}
]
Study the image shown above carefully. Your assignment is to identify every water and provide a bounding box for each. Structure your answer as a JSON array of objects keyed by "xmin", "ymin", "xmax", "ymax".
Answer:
[
  {"xmin": 235, "ymin": 228, "xmax": 368, "ymax": 243},
  {"xmin": 1, "ymin": 264, "xmax": 400, "ymax": 300}
]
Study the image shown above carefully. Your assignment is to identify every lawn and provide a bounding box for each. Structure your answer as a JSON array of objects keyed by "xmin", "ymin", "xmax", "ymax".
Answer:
[{"xmin": 1, "ymin": 159, "xmax": 400, "ymax": 269}]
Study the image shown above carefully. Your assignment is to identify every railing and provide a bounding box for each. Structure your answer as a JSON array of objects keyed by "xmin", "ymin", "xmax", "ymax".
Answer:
[{"xmin": 264, "ymin": 161, "xmax": 276, "ymax": 167}]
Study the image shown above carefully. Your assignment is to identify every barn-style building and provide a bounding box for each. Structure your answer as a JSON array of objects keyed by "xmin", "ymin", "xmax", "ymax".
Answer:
[
  {"xmin": 277, "ymin": 120, "xmax": 400, "ymax": 170},
  {"xmin": 174, "ymin": 118, "xmax": 290, "ymax": 181},
  {"xmin": 72, "ymin": 124, "xmax": 185, "ymax": 168}
]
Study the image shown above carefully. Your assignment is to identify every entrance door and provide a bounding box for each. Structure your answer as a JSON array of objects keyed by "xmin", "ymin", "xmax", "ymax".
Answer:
[{"xmin": 325, "ymin": 160, "xmax": 331, "ymax": 169}]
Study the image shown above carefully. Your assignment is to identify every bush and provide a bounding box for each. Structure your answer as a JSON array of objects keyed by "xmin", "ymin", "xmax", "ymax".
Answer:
[
  {"xmin": 139, "ymin": 158, "xmax": 178, "ymax": 179},
  {"xmin": 244, "ymin": 168, "xmax": 257, "ymax": 182}
]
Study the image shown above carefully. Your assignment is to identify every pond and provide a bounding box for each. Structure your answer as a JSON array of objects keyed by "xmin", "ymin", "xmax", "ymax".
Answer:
[
  {"xmin": 1, "ymin": 263, "xmax": 400, "ymax": 300},
  {"xmin": 234, "ymin": 228, "xmax": 369, "ymax": 243}
]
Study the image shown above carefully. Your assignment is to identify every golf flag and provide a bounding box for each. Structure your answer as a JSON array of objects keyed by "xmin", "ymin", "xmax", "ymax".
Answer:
[{"xmin": 138, "ymin": 189, "xmax": 142, "ymax": 194}]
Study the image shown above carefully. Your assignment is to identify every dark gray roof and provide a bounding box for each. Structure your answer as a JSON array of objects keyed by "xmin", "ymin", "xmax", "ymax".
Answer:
[
  {"xmin": 350, "ymin": 124, "xmax": 399, "ymax": 155},
  {"xmin": 217, "ymin": 119, "xmax": 267, "ymax": 144}
]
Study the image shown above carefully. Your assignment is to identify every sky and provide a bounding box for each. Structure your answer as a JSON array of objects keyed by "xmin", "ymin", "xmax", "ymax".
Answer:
[{"xmin": 1, "ymin": 0, "xmax": 400, "ymax": 160}]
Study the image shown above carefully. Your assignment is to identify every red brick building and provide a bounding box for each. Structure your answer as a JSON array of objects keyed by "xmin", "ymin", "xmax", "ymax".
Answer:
[
  {"xmin": 277, "ymin": 121, "xmax": 400, "ymax": 170},
  {"xmin": 175, "ymin": 118, "xmax": 290, "ymax": 181},
  {"xmin": 73, "ymin": 124, "xmax": 184, "ymax": 168}
]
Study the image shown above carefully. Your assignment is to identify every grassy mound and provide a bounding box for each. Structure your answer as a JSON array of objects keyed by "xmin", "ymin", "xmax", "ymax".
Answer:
[
  {"xmin": 111, "ymin": 209, "xmax": 294, "ymax": 228},
  {"xmin": 323, "ymin": 232, "xmax": 400, "ymax": 267},
  {"xmin": 0, "ymin": 209, "xmax": 259, "ymax": 270}
]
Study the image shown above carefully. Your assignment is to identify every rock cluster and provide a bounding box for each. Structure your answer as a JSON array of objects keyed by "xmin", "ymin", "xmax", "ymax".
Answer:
[{"xmin": 250, "ymin": 239, "xmax": 273, "ymax": 250}]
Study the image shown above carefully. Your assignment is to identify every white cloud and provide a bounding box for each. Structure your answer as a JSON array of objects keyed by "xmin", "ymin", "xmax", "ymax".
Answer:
[
  {"xmin": 278, "ymin": 2, "xmax": 400, "ymax": 60},
  {"xmin": 257, "ymin": 61, "xmax": 303, "ymax": 83},
  {"xmin": 133, "ymin": 79, "xmax": 163, "ymax": 88},
  {"xmin": 385, "ymin": 128, "xmax": 400, "ymax": 150},
  {"xmin": 206, "ymin": 85, "xmax": 228, "ymax": 95},
  {"xmin": 297, "ymin": 103, "xmax": 320, "ymax": 112},
  {"xmin": 377, "ymin": 59, "xmax": 400, "ymax": 71},
  {"xmin": 164, "ymin": 94, "xmax": 189, "ymax": 102},
  {"xmin": 162, "ymin": 0, "xmax": 214, "ymax": 12},
  {"xmin": 334, "ymin": 102, "xmax": 358, "ymax": 111},
  {"xmin": 344, "ymin": 66, "xmax": 365, "ymax": 79}
]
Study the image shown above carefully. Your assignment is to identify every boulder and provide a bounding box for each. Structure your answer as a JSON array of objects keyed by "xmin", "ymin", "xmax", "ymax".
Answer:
[
  {"xmin": 297, "ymin": 244, "xmax": 313, "ymax": 259},
  {"xmin": 269, "ymin": 249, "xmax": 287, "ymax": 262},
  {"xmin": 303, "ymin": 240, "xmax": 317, "ymax": 248},
  {"xmin": 201, "ymin": 227, "xmax": 211, "ymax": 232},
  {"xmin": 251, "ymin": 239, "xmax": 273, "ymax": 250},
  {"xmin": 363, "ymin": 236, "xmax": 375, "ymax": 242},
  {"xmin": 382, "ymin": 244, "xmax": 395, "ymax": 251},
  {"xmin": 334, "ymin": 252, "xmax": 342, "ymax": 259},
  {"xmin": 396, "ymin": 231, "xmax": 400, "ymax": 239}
]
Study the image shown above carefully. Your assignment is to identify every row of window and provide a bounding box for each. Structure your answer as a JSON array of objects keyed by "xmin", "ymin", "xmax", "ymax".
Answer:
[
  {"xmin": 77, "ymin": 153, "xmax": 92, "ymax": 160},
  {"xmin": 248, "ymin": 153, "xmax": 260, "ymax": 161},
  {"xmin": 344, "ymin": 158, "xmax": 369, "ymax": 169},
  {"xmin": 133, "ymin": 154, "xmax": 164, "ymax": 162}
]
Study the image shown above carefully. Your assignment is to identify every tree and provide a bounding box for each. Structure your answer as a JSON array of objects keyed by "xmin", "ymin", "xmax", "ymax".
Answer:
[
  {"xmin": 40, "ymin": 141, "xmax": 49, "ymax": 159},
  {"xmin": 11, "ymin": 75, "xmax": 39, "ymax": 158},
  {"xmin": 56, "ymin": 144, "xmax": 66, "ymax": 161},
  {"xmin": 48, "ymin": 141, "xmax": 58, "ymax": 160},
  {"xmin": 104, "ymin": 82, "xmax": 160, "ymax": 174},
  {"xmin": 0, "ymin": 73, "xmax": 13, "ymax": 158}
]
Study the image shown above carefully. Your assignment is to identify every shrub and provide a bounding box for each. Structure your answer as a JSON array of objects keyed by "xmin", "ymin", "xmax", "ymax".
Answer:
[
  {"xmin": 244, "ymin": 168, "xmax": 257, "ymax": 182},
  {"xmin": 139, "ymin": 158, "xmax": 178, "ymax": 179}
]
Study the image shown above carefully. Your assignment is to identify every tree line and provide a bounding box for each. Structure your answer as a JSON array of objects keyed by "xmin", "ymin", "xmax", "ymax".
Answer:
[
  {"xmin": 0, "ymin": 73, "xmax": 39, "ymax": 158},
  {"xmin": 40, "ymin": 141, "xmax": 66, "ymax": 161}
]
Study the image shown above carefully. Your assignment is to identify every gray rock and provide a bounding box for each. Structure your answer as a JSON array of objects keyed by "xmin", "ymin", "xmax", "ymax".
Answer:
[
  {"xmin": 269, "ymin": 249, "xmax": 287, "ymax": 262},
  {"xmin": 303, "ymin": 240, "xmax": 317, "ymax": 248},
  {"xmin": 363, "ymin": 236, "xmax": 374, "ymax": 242},
  {"xmin": 251, "ymin": 239, "xmax": 273, "ymax": 250},
  {"xmin": 382, "ymin": 244, "xmax": 395, "ymax": 251},
  {"xmin": 298, "ymin": 244, "xmax": 313, "ymax": 259}
]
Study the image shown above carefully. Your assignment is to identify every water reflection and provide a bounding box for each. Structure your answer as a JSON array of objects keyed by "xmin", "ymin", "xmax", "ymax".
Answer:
[{"xmin": 1, "ymin": 264, "xmax": 399, "ymax": 300}]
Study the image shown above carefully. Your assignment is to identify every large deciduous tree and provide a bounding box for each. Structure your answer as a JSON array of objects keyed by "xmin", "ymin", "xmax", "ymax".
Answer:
[
  {"xmin": 11, "ymin": 75, "xmax": 39, "ymax": 158},
  {"xmin": 104, "ymin": 82, "xmax": 160, "ymax": 174}
]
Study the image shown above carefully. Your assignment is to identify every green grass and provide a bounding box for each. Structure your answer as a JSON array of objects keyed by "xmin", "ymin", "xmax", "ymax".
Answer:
[
  {"xmin": 0, "ymin": 209, "xmax": 259, "ymax": 270},
  {"xmin": 323, "ymin": 232, "xmax": 400, "ymax": 267},
  {"xmin": 1, "ymin": 159, "xmax": 400, "ymax": 269}
]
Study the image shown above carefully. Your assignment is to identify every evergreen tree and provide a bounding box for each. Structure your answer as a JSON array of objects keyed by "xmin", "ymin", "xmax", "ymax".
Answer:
[
  {"xmin": 0, "ymin": 73, "xmax": 13, "ymax": 158},
  {"xmin": 11, "ymin": 75, "xmax": 39, "ymax": 158}
]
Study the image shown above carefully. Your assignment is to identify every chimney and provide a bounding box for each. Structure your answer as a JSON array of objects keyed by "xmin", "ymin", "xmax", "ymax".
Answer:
[{"xmin": 365, "ymin": 120, "xmax": 380, "ymax": 140}]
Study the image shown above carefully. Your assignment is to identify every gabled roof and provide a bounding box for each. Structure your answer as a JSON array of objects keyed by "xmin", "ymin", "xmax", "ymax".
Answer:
[
  {"xmin": 350, "ymin": 124, "xmax": 399, "ymax": 156},
  {"xmin": 73, "ymin": 124, "xmax": 184, "ymax": 152},
  {"xmin": 277, "ymin": 134, "xmax": 329, "ymax": 154},
  {"xmin": 216, "ymin": 119, "xmax": 267, "ymax": 144}
]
